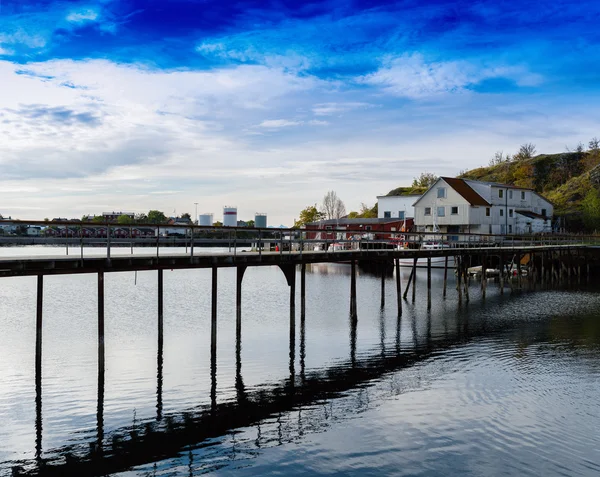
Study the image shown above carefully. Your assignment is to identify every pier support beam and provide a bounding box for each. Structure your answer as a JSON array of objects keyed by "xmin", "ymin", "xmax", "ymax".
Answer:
[
  {"xmin": 443, "ymin": 255, "xmax": 448, "ymax": 298},
  {"xmin": 499, "ymin": 253, "xmax": 505, "ymax": 295},
  {"xmin": 395, "ymin": 259, "xmax": 402, "ymax": 316},
  {"xmin": 35, "ymin": 275, "xmax": 43, "ymax": 461},
  {"xmin": 411, "ymin": 257, "xmax": 417, "ymax": 302},
  {"xmin": 427, "ymin": 257, "xmax": 432, "ymax": 309},
  {"xmin": 236, "ymin": 266, "xmax": 246, "ymax": 341},
  {"xmin": 380, "ymin": 264, "xmax": 385, "ymax": 309},
  {"xmin": 350, "ymin": 260, "xmax": 357, "ymax": 317},
  {"xmin": 301, "ymin": 263, "xmax": 306, "ymax": 318},
  {"xmin": 211, "ymin": 266, "xmax": 218, "ymax": 412}
]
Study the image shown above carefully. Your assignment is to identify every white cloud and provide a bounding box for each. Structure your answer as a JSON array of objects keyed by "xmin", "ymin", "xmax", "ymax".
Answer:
[
  {"xmin": 360, "ymin": 54, "xmax": 544, "ymax": 98},
  {"xmin": 312, "ymin": 102, "xmax": 374, "ymax": 116},
  {"xmin": 66, "ymin": 9, "xmax": 99, "ymax": 23},
  {"xmin": 258, "ymin": 119, "xmax": 303, "ymax": 128}
]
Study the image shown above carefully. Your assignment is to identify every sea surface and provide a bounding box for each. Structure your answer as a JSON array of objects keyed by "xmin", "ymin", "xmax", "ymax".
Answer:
[{"xmin": 0, "ymin": 245, "xmax": 599, "ymax": 476}]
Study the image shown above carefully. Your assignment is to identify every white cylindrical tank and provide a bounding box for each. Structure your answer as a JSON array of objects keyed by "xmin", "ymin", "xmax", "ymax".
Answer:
[
  {"xmin": 223, "ymin": 206, "xmax": 237, "ymax": 227},
  {"xmin": 255, "ymin": 213, "xmax": 267, "ymax": 228},
  {"xmin": 199, "ymin": 213, "xmax": 213, "ymax": 226}
]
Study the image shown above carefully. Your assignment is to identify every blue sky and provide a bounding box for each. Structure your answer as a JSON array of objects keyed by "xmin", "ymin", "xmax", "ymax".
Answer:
[{"xmin": 1, "ymin": 0, "xmax": 600, "ymax": 224}]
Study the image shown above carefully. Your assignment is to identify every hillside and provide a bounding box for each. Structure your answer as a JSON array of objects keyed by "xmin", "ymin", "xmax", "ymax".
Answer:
[
  {"xmin": 380, "ymin": 149, "xmax": 600, "ymax": 229},
  {"xmin": 458, "ymin": 151, "xmax": 600, "ymax": 217}
]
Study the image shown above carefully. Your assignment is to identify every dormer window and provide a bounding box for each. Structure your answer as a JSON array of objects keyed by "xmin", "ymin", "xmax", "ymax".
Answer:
[{"xmin": 437, "ymin": 187, "xmax": 446, "ymax": 199}]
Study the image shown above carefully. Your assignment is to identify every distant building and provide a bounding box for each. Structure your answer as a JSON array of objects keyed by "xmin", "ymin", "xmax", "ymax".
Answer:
[
  {"xmin": 102, "ymin": 211, "xmax": 135, "ymax": 222},
  {"xmin": 377, "ymin": 194, "xmax": 421, "ymax": 220},
  {"xmin": 304, "ymin": 218, "xmax": 413, "ymax": 243}
]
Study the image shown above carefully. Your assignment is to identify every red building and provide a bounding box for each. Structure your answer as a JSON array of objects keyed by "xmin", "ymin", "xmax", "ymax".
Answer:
[{"xmin": 304, "ymin": 218, "xmax": 413, "ymax": 244}]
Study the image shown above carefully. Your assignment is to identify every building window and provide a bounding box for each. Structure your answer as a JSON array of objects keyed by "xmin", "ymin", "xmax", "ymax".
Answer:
[
  {"xmin": 486, "ymin": 207, "xmax": 491, "ymax": 217},
  {"xmin": 541, "ymin": 208, "xmax": 547, "ymax": 216},
  {"xmin": 509, "ymin": 224, "xmax": 512, "ymax": 233},
  {"xmin": 365, "ymin": 226, "xmax": 372, "ymax": 231},
  {"xmin": 499, "ymin": 189, "xmax": 504, "ymax": 198},
  {"xmin": 437, "ymin": 206, "xmax": 445, "ymax": 217},
  {"xmin": 500, "ymin": 209, "xmax": 504, "ymax": 217},
  {"xmin": 425, "ymin": 207, "xmax": 431, "ymax": 216},
  {"xmin": 451, "ymin": 206, "xmax": 458, "ymax": 215},
  {"xmin": 398, "ymin": 211, "xmax": 405, "ymax": 220},
  {"xmin": 509, "ymin": 209, "xmax": 513, "ymax": 218},
  {"xmin": 437, "ymin": 187, "xmax": 446, "ymax": 199},
  {"xmin": 509, "ymin": 190, "xmax": 513, "ymax": 199},
  {"xmin": 325, "ymin": 226, "xmax": 332, "ymax": 230},
  {"xmin": 384, "ymin": 211, "xmax": 391, "ymax": 218},
  {"xmin": 521, "ymin": 191, "xmax": 526, "ymax": 200}
]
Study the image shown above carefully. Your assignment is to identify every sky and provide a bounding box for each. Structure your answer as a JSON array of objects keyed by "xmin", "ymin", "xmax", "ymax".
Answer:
[{"xmin": 1, "ymin": 0, "xmax": 600, "ymax": 226}]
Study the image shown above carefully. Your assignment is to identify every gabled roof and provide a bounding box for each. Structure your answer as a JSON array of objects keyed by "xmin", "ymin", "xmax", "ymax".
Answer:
[
  {"xmin": 413, "ymin": 177, "xmax": 491, "ymax": 207},
  {"xmin": 441, "ymin": 177, "xmax": 491, "ymax": 206}
]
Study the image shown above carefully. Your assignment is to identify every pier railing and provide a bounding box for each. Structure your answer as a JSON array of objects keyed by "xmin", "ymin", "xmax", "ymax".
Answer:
[{"xmin": 0, "ymin": 219, "xmax": 597, "ymax": 258}]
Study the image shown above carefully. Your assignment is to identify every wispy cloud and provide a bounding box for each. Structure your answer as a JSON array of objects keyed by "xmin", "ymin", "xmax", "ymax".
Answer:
[{"xmin": 66, "ymin": 9, "xmax": 99, "ymax": 24}]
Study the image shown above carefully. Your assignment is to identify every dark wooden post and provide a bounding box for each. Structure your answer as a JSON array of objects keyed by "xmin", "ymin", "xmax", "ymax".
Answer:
[
  {"xmin": 481, "ymin": 254, "xmax": 487, "ymax": 299},
  {"xmin": 443, "ymin": 255, "xmax": 448, "ymax": 298},
  {"xmin": 516, "ymin": 253, "xmax": 522, "ymax": 287},
  {"xmin": 301, "ymin": 263, "xmax": 306, "ymax": 318},
  {"xmin": 158, "ymin": 269, "xmax": 164, "ymax": 347},
  {"xmin": 380, "ymin": 264, "xmax": 385, "ymax": 309},
  {"xmin": 395, "ymin": 258, "xmax": 402, "ymax": 316},
  {"xmin": 211, "ymin": 266, "xmax": 217, "ymax": 363},
  {"xmin": 350, "ymin": 260, "xmax": 357, "ymax": 317},
  {"xmin": 403, "ymin": 258, "xmax": 415, "ymax": 300},
  {"xmin": 427, "ymin": 257, "xmax": 432, "ymax": 309},
  {"xmin": 98, "ymin": 272, "xmax": 105, "ymax": 369},
  {"xmin": 411, "ymin": 256, "xmax": 417, "ymax": 302},
  {"xmin": 236, "ymin": 267, "xmax": 244, "ymax": 338},
  {"xmin": 463, "ymin": 259, "xmax": 470, "ymax": 302},
  {"xmin": 456, "ymin": 256, "xmax": 462, "ymax": 303},
  {"xmin": 35, "ymin": 275, "xmax": 43, "ymax": 461}
]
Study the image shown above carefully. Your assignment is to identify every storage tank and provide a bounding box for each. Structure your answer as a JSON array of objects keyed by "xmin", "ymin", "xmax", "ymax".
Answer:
[
  {"xmin": 199, "ymin": 213, "xmax": 213, "ymax": 226},
  {"xmin": 223, "ymin": 206, "xmax": 238, "ymax": 227},
  {"xmin": 255, "ymin": 213, "xmax": 267, "ymax": 228}
]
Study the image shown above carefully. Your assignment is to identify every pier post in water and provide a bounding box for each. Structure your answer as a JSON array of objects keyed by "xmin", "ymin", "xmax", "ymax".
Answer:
[
  {"xmin": 301, "ymin": 263, "xmax": 306, "ymax": 318},
  {"xmin": 403, "ymin": 257, "xmax": 415, "ymax": 300},
  {"xmin": 499, "ymin": 253, "xmax": 505, "ymax": 294},
  {"xmin": 211, "ymin": 266, "xmax": 217, "ymax": 364},
  {"xmin": 481, "ymin": 254, "xmax": 487, "ymax": 299},
  {"xmin": 350, "ymin": 260, "xmax": 357, "ymax": 317},
  {"xmin": 411, "ymin": 256, "xmax": 417, "ymax": 302},
  {"xmin": 236, "ymin": 266, "xmax": 246, "ymax": 341},
  {"xmin": 380, "ymin": 264, "xmax": 385, "ymax": 309},
  {"xmin": 35, "ymin": 275, "xmax": 43, "ymax": 461},
  {"xmin": 98, "ymin": 272, "xmax": 105, "ymax": 370},
  {"xmin": 427, "ymin": 257, "xmax": 432, "ymax": 309},
  {"xmin": 443, "ymin": 255, "xmax": 448, "ymax": 298},
  {"xmin": 158, "ymin": 269, "xmax": 164, "ymax": 349},
  {"xmin": 395, "ymin": 259, "xmax": 402, "ymax": 316}
]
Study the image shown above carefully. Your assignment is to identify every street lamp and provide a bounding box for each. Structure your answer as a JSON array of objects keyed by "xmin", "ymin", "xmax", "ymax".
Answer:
[{"xmin": 194, "ymin": 202, "xmax": 198, "ymax": 224}]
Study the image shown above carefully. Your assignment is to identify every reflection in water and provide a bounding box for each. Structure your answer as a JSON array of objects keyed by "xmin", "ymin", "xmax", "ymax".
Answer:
[
  {"xmin": 35, "ymin": 358, "xmax": 42, "ymax": 463},
  {"xmin": 6, "ymin": 264, "xmax": 600, "ymax": 477}
]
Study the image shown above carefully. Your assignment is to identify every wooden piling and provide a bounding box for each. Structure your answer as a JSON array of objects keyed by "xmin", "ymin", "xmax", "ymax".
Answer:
[
  {"xmin": 443, "ymin": 255, "xmax": 448, "ymax": 298},
  {"xmin": 211, "ymin": 266, "xmax": 217, "ymax": 360},
  {"xmin": 236, "ymin": 267, "xmax": 245, "ymax": 339},
  {"xmin": 411, "ymin": 256, "xmax": 417, "ymax": 302},
  {"xmin": 35, "ymin": 275, "xmax": 43, "ymax": 460},
  {"xmin": 456, "ymin": 256, "xmax": 462, "ymax": 303},
  {"xmin": 158, "ymin": 269, "xmax": 164, "ymax": 345},
  {"xmin": 403, "ymin": 258, "xmax": 415, "ymax": 300},
  {"xmin": 98, "ymin": 272, "xmax": 105, "ymax": 368},
  {"xmin": 301, "ymin": 263, "xmax": 306, "ymax": 318},
  {"xmin": 380, "ymin": 264, "xmax": 385, "ymax": 309},
  {"xmin": 427, "ymin": 257, "xmax": 432, "ymax": 309},
  {"xmin": 481, "ymin": 254, "xmax": 487, "ymax": 299},
  {"xmin": 516, "ymin": 253, "xmax": 522, "ymax": 288},
  {"xmin": 350, "ymin": 260, "xmax": 357, "ymax": 317},
  {"xmin": 395, "ymin": 259, "xmax": 402, "ymax": 316},
  {"xmin": 463, "ymin": 259, "xmax": 470, "ymax": 302}
]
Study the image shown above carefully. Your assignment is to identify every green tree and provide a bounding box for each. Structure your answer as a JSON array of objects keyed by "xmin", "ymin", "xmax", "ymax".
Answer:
[
  {"xmin": 147, "ymin": 210, "xmax": 168, "ymax": 224},
  {"xmin": 411, "ymin": 172, "xmax": 437, "ymax": 188},
  {"xmin": 358, "ymin": 202, "xmax": 377, "ymax": 218},
  {"xmin": 347, "ymin": 211, "xmax": 359, "ymax": 218},
  {"xmin": 513, "ymin": 143, "xmax": 536, "ymax": 161},
  {"xmin": 135, "ymin": 213, "xmax": 148, "ymax": 223},
  {"xmin": 582, "ymin": 188, "xmax": 600, "ymax": 231},
  {"xmin": 180, "ymin": 212, "xmax": 191, "ymax": 220},
  {"xmin": 246, "ymin": 219, "xmax": 255, "ymax": 228},
  {"xmin": 294, "ymin": 205, "xmax": 325, "ymax": 228},
  {"xmin": 213, "ymin": 220, "xmax": 223, "ymax": 227},
  {"xmin": 117, "ymin": 214, "xmax": 133, "ymax": 225},
  {"xmin": 92, "ymin": 216, "xmax": 105, "ymax": 224}
]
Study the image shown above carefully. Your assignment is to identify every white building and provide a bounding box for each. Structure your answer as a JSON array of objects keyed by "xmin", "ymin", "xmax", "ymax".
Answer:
[
  {"xmin": 377, "ymin": 195, "xmax": 421, "ymax": 220},
  {"xmin": 413, "ymin": 177, "xmax": 553, "ymax": 235}
]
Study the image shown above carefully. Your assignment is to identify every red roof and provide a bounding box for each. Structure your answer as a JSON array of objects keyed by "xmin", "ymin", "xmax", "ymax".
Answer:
[{"xmin": 441, "ymin": 177, "xmax": 491, "ymax": 206}]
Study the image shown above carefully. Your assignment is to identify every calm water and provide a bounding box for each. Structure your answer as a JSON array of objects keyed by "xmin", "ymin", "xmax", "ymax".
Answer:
[{"xmin": 1, "ymin": 246, "xmax": 599, "ymax": 476}]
